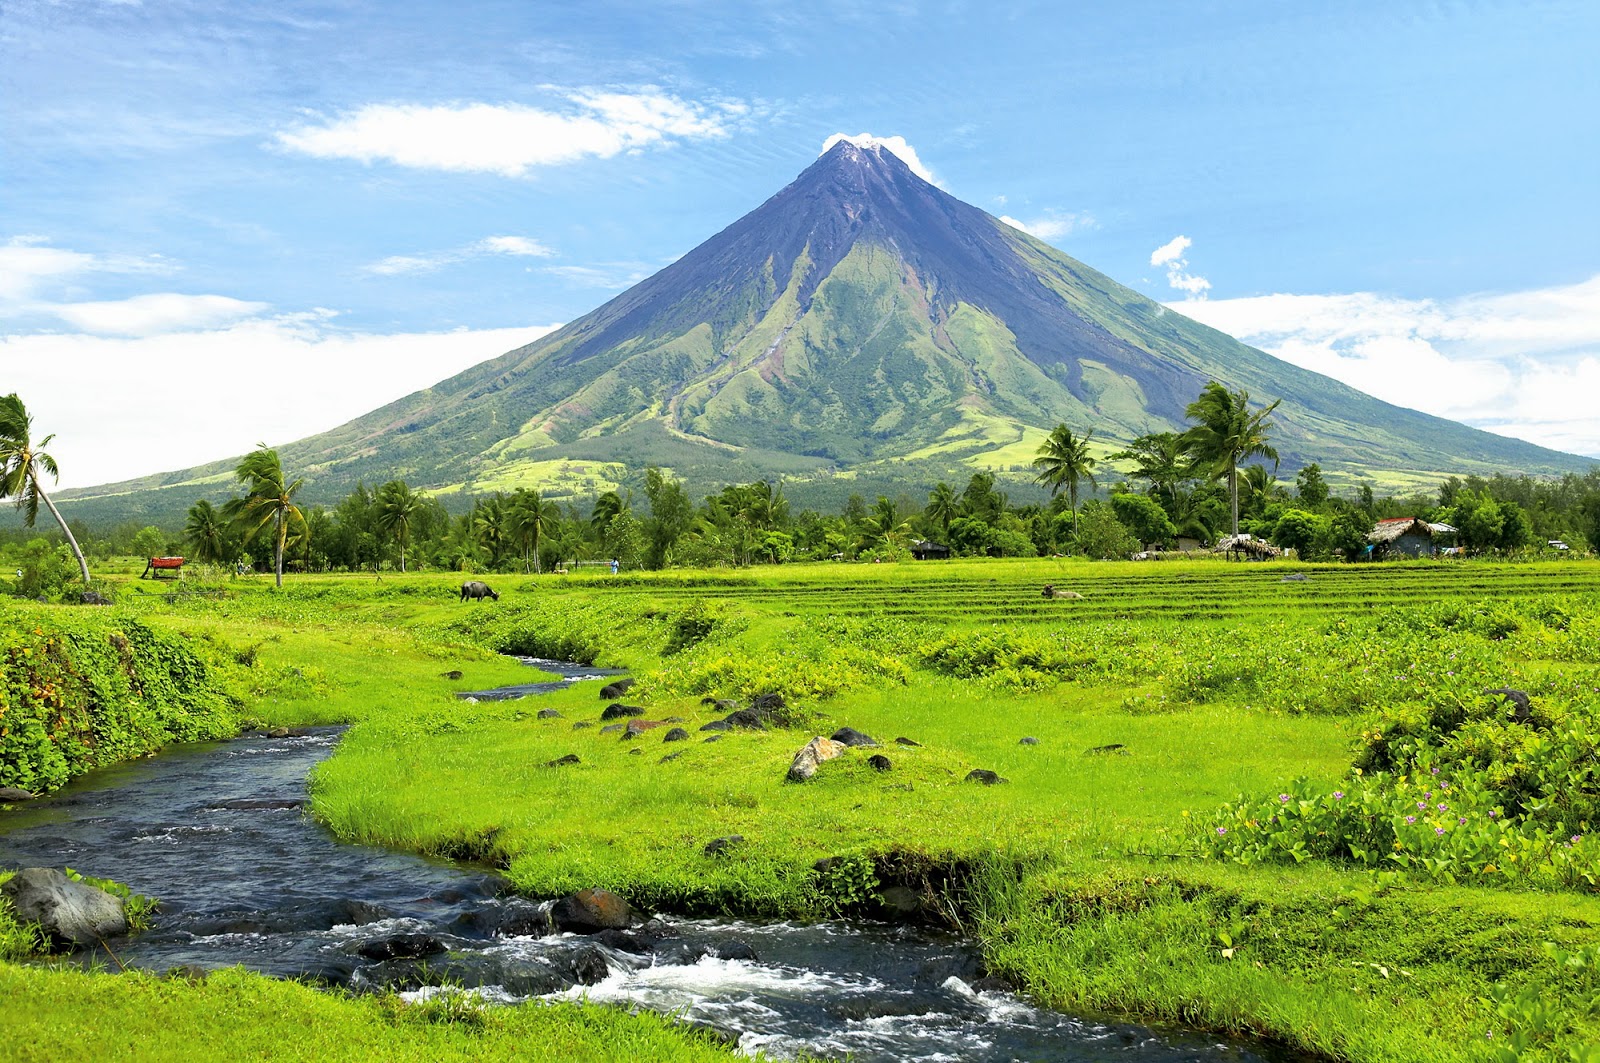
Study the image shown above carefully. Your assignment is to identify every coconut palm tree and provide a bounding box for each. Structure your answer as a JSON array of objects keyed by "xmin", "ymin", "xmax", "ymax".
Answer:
[
  {"xmin": 225, "ymin": 444, "xmax": 306, "ymax": 588},
  {"xmin": 509, "ymin": 488, "xmax": 561, "ymax": 573},
  {"xmin": 184, "ymin": 499, "xmax": 231, "ymax": 564},
  {"xmin": 1111, "ymin": 432, "xmax": 1196, "ymax": 513},
  {"xmin": 1032, "ymin": 424, "xmax": 1098, "ymax": 533},
  {"xmin": 373, "ymin": 479, "xmax": 426, "ymax": 572},
  {"xmin": 0, "ymin": 393, "xmax": 91, "ymax": 584},
  {"xmin": 1182, "ymin": 382, "xmax": 1281, "ymax": 537},
  {"xmin": 925, "ymin": 481, "xmax": 958, "ymax": 538},
  {"xmin": 863, "ymin": 495, "xmax": 911, "ymax": 550}
]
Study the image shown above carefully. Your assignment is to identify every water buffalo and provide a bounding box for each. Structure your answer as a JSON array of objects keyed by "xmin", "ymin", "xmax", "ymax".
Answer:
[{"xmin": 460, "ymin": 580, "xmax": 499, "ymax": 602}]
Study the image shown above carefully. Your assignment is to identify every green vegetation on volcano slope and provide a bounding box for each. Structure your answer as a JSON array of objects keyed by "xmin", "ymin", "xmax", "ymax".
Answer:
[{"xmin": 6, "ymin": 557, "xmax": 1600, "ymax": 1062}]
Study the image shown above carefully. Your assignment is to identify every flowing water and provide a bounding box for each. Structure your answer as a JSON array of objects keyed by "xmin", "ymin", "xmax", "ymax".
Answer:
[{"xmin": 1, "ymin": 658, "xmax": 1298, "ymax": 1062}]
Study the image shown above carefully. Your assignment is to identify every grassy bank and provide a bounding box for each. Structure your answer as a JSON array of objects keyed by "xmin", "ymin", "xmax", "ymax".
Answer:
[{"xmin": 5, "ymin": 557, "xmax": 1600, "ymax": 1059}]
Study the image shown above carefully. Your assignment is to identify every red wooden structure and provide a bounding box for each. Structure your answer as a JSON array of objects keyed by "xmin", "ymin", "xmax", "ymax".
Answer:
[{"xmin": 141, "ymin": 556, "xmax": 185, "ymax": 579}]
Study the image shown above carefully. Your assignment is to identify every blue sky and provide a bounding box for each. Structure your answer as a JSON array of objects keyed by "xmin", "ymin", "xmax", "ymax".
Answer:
[{"xmin": 4, "ymin": 0, "xmax": 1599, "ymax": 487}]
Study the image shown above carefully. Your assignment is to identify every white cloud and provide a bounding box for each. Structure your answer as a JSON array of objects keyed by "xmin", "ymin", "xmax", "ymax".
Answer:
[
  {"xmin": 0, "ymin": 235, "xmax": 170, "ymax": 302},
  {"xmin": 1171, "ymin": 274, "xmax": 1600, "ymax": 458},
  {"xmin": 364, "ymin": 235, "xmax": 554, "ymax": 276},
  {"xmin": 820, "ymin": 133, "xmax": 938, "ymax": 184},
  {"xmin": 542, "ymin": 263, "xmax": 653, "ymax": 289},
  {"xmin": 1149, "ymin": 235, "xmax": 1190, "ymax": 267},
  {"xmin": 3, "ymin": 315, "xmax": 563, "ymax": 490},
  {"xmin": 278, "ymin": 92, "xmax": 740, "ymax": 177},
  {"xmin": 1150, "ymin": 234, "xmax": 1210, "ymax": 297},
  {"xmin": 999, "ymin": 211, "xmax": 1095, "ymax": 243},
  {"xmin": 49, "ymin": 293, "xmax": 268, "ymax": 336}
]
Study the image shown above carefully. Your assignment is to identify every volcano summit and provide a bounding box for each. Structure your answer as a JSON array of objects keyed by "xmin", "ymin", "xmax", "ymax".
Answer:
[{"xmin": 67, "ymin": 137, "xmax": 1589, "ymax": 518}]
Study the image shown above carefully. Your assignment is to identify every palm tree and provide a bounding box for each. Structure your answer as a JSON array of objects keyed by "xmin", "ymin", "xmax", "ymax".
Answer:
[
  {"xmin": 1032, "ymin": 424, "xmax": 1098, "ymax": 532},
  {"xmin": 472, "ymin": 494, "xmax": 510, "ymax": 567},
  {"xmin": 509, "ymin": 488, "xmax": 561, "ymax": 573},
  {"xmin": 184, "ymin": 499, "xmax": 230, "ymax": 564},
  {"xmin": 374, "ymin": 479, "xmax": 426, "ymax": 572},
  {"xmin": 1182, "ymin": 382, "xmax": 1281, "ymax": 536},
  {"xmin": 925, "ymin": 481, "xmax": 958, "ymax": 538},
  {"xmin": 863, "ymin": 495, "xmax": 911, "ymax": 550},
  {"xmin": 225, "ymin": 444, "xmax": 306, "ymax": 588},
  {"xmin": 590, "ymin": 490, "xmax": 629, "ymax": 535},
  {"xmin": 0, "ymin": 393, "xmax": 91, "ymax": 584}
]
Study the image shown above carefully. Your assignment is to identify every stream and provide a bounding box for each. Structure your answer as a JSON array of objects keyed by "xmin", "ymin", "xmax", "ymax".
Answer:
[{"xmin": 0, "ymin": 658, "xmax": 1298, "ymax": 1062}]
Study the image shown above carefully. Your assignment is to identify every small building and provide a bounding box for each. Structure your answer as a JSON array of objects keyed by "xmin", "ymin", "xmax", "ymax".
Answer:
[
  {"xmin": 1214, "ymin": 533, "xmax": 1282, "ymax": 561},
  {"xmin": 911, "ymin": 540, "xmax": 951, "ymax": 560},
  {"xmin": 1369, "ymin": 517, "xmax": 1436, "ymax": 559}
]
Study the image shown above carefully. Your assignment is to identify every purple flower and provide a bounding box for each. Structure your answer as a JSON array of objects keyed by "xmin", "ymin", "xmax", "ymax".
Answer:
[
  {"xmin": 1489, "ymin": 810, "xmax": 1499, "ymax": 818},
  {"xmin": 1278, "ymin": 794, "xmax": 1291, "ymax": 804},
  {"xmin": 1417, "ymin": 801, "xmax": 1427, "ymax": 810},
  {"xmin": 1436, "ymin": 827, "xmax": 1446, "ymax": 835},
  {"xmin": 1574, "ymin": 835, "xmax": 1583, "ymax": 844},
  {"xmin": 1217, "ymin": 827, "xmax": 1227, "ymax": 835},
  {"xmin": 1459, "ymin": 817, "xmax": 1467, "ymax": 825},
  {"xmin": 1438, "ymin": 803, "xmax": 1449, "ymax": 812},
  {"xmin": 1431, "ymin": 767, "xmax": 1439, "ymax": 775},
  {"xmin": 1406, "ymin": 815, "xmax": 1416, "ymax": 824},
  {"xmin": 1332, "ymin": 791, "xmax": 1345, "ymax": 800},
  {"xmin": 1424, "ymin": 791, "xmax": 1432, "ymax": 800}
]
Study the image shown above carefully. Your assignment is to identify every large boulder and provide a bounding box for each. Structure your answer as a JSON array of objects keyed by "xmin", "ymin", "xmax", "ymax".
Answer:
[
  {"xmin": 550, "ymin": 888, "xmax": 633, "ymax": 933},
  {"xmin": 787, "ymin": 737, "xmax": 846, "ymax": 782},
  {"xmin": 600, "ymin": 703, "xmax": 646, "ymax": 721},
  {"xmin": 831, "ymin": 727, "xmax": 879, "ymax": 748},
  {"xmin": 0, "ymin": 787, "xmax": 36, "ymax": 803},
  {"xmin": 1, "ymin": 868, "xmax": 128, "ymax": 948}
]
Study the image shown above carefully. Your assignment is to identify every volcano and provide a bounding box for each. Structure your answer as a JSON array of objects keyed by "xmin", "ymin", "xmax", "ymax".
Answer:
[{"xmin": 66, "ymin": 137, "xmax": 1591, "ymax": 519}]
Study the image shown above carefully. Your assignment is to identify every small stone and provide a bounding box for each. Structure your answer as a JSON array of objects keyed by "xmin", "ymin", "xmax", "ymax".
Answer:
[
  {"xmin": 659, "ymin": 752, "xmax": 685, "ymax": 763},
  {"xmin": 1484, "ymin": 687, "xmax": 1534, "ymax": 723},
  {"xmin": 831, "ymin": 727, "xmax": 878, "ymax": 747},
  {"xmin": 601, "ymin": 703, "xmax": 646, "ymax": 721},
  {"xmin": 0, "ymin": 787, "xmax": 37, "ymax": 802},
  {"xmin": 599, "ymin": 678, "xmax": 636, "ymax": 699},
  {"xmin": 662, "ymin": 728, "xmax": 690, "ymax": 742},
  {"xmin": 1084, "ymin": 743, "xmax": 1127, "ymax": 756},
  {"xmin": 713, "ymin": 940, "xmax": 758, "ymax": 961},
  {"xmin": 699, "ymin": 719, "xmax": 732, "ymax": 732},
  {"xmin": 751, "ymin": 693, "xmax": 786, "ymax": 712},
  {"xmin": 867, "ymin": 754, "xmax": 892, "ymax": 772},
  {"xmin": 572, "ymin": 721, "xmax": 594, "ymax": 730},
  {"xmin": 703, "ymin": 835, "xmax": 745, "ymax": 856},
  {"xmin": 544, "ymin": 754, "xmax": 581, "ymax": 768},
  {"xmin": 663, "ymin": 716, "xmax": 687, "ymax": 723},
  {"xmin": 356, "ymin": 933, "xmax": 444, "ymax": 961},
  {"xmin": 964, "ymin": 769, "xmax": 1007, "ymax": 786},
  {"xmin": 703, "ymin": 734, "xmax": 724, "ymax": 743},
  {"xmin": 629, "ymin": 748, "xmax": 643, "ymax": 756},
  {"xmin": 550, "ymin": 888, "xmax": 633, "ymax": 933},
  {"xmin": 1018, "ymin": 736, "xmax": 1039, "ymax": 746},
  {"xmin": 894, "ymin": 737, "xmax": 921, "ymax": 747},
  {"xmin": 537, "ymin": 709, "xmax": 563, "ymax": 719},
  {"xmin": 599, "ymin": 723, "xmax": 625, "ymax": 734},
  {"xmin": 440, "ymin": 670, "xmax": 464, "ymax": 680},
  {"xmin": 722, "ymin": 709, "xmax": 767, "ymax": 730},
  {"xmin": 787, "ymin": 736, "xmax": 846, "ymax": 782}
]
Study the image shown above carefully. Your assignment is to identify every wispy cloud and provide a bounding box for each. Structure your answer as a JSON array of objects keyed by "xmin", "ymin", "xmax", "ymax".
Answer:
[
  {"xmin": 0, "ymin": 235, "xmax": 171, "ymax": 302},
  {"xmin": 365, "ymin": 234, "xmax": 555, "ymax": 276},
  {"xmin": 1172, "ymin": 275, "xmax": 1600, "ymax": 457},
  {"xmin": 1150, "ymin": 234, "xmax": 1210, "ymax": 296},
  {"xmin": 51, "ymin": 293, "xmax": 268, "ymax": 336},
  {"xmin": 543, "ymin": 263, "xmax": 654, "ymax": 289},
  {"xmin": 278, "ymin": 91, "xmax": 744, "ymax": 177},
  {"xmin": 999, "ymin": 210, "xmax": 1095, "ymax": 243}
]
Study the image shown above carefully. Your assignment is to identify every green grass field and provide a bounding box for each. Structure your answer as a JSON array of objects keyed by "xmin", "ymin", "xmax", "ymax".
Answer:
[{"xmin": 5, "ymin": 556, "xmax": 1600, "ymax": 1061}]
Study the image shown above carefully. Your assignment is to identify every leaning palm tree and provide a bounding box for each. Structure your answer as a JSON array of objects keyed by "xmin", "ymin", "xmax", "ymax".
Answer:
[
  {"xmin": 0, "ymin": 393, "xmax": 91, "ymax": 584},
  {"xmin": 225, "ymin": 444, "xmax": 306, "ymax": 588},
  {"xmin": 373, "ymin": 479, "xmax": 426, "ymax": 572},
  {"xmin": 1032, "ymin": 424, "xmax": 1098, "ymax": 533},
  {"xmin": 1182, "ymin": 382, "xmax": 1281, "ymax": 537},
  {"xmin": 184, "ymin": 499, "xmax": 230, "ymax": 564}
]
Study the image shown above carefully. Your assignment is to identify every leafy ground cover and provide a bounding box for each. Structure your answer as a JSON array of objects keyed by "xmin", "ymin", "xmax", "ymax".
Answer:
[{"xmin": 4, "ymin": 556, "xmax": 1600, "ymax": 1060}]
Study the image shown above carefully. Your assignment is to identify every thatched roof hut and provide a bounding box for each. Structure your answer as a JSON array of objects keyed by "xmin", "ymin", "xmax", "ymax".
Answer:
[
  {"xmin": 911, "ymin": 540, "xmax": 951, "ymax": 560},
  {"xmin": 1214, "ymin": 533, "xmax": 1282, "ymax": 560},
  {"xmin": 1369, "ymin": 517, "xmax": 1436, "ymax": 558}
]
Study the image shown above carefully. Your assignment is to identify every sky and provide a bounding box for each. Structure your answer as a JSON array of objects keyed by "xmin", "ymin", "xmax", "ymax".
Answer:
[{"xmin": 4, "ymin": 0, "xmax": 1599, "ymax": 490}]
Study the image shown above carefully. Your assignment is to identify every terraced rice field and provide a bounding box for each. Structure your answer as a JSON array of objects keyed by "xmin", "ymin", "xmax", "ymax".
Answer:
[{"xmin": 586, "ymin": 560, "xmax": 1600, "ymax": 625}]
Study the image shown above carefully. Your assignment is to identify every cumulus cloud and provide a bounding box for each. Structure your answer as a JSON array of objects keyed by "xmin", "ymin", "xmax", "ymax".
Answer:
[
  {"xmin": 1171, "ymin": 275, "xmax": 1600, "ymax": 458},
  {"xmin": 820, "ymin": 133, "xmax": 938, "ymax": 184},
  {"xmin": 1150, "ymin": 234, "xmax": 1210, "ymax": 297},
  {"xmin": 999, "ymin": 211, "xmax": 1095, "ymax": 243},
  {"xmin": 365, "ymin": 234, "xmax": 555, "ymax": 276},
  {"xmin": 278, "ymin": 91, "xmax": 741, "ymax": 177},
  {"xmin": 4, "ymin": 315, "xmax": 562, "ymax": 490}
]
